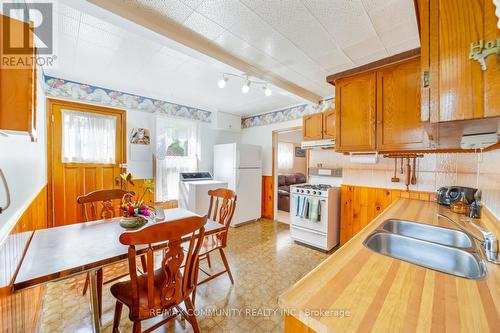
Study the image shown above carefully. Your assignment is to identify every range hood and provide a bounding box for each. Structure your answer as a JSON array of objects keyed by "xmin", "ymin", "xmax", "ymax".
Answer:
[{"xmin": 301, "ymin": 139, "xmax": 335, "ymax": 149}]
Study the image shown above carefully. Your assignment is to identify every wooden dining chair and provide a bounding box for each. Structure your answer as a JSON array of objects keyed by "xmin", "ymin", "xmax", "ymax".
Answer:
[
  {"xmin": 192, "ymin": 188, "xmax": 237, "ymax": 304},
  {"xmin": 111, "ymin": 215, "xmax": 206, "ymax": 333},
  {"xmin": 77, "ymin": 189, "xmax": 135, "ymax": 316}
]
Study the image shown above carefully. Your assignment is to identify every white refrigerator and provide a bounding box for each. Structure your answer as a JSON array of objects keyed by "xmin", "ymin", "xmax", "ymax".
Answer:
[{"xmin": 213, "ymin": 143, "xmax": 262, "ymax": 226}]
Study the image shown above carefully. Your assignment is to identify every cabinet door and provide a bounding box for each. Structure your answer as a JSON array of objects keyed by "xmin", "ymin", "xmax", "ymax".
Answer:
[
  {"xmin": 322, "ymin": 108, "xmax": 335, "ymax": 139},
  {"xmin": 335, "ymin": 72, "xmax": 376, "ymax": 151},
  {"xmin": 302, "ymin": 113, "xmax": 323, "ymax": 140},
  {"xmin": 429, "ymin": 0, "xmax": 484, "ymax": 122},
  {"xmin": 0, "ymin": 14, "xmax": 36, "ymax": 140},
  {"xmin": 377, "ymin": 58, "xmax": 428, "ymax": 151}
]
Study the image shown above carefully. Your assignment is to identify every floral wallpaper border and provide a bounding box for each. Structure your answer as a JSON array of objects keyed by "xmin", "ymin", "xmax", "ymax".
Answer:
[
  {"xmin": 241, "ymin": 98, "xmax": 334, "ymax": 128},
  {"xmin": 44, "ymin": 76, "xmax": 212, "ymax": 123}
]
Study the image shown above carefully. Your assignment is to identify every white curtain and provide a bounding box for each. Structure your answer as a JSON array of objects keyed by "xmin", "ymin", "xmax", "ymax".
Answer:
[
  {"xmin": 61, "ymin": 110, "xmax": 116, "ymax": 164},
  {"xmin": 278, "ymin": 142, "xmax": 294, "ymax": 170},
  {"xmin": 155, "ymin": 117, "xmax": 198, "ymax": 201}
]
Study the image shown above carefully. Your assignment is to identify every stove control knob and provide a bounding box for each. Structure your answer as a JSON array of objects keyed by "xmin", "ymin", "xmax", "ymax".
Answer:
[
  {"xmin": 312, "ymin": 191, "xmax": 317, "ymax": 194},
  {"xmin": 306, "ymin": 190, "xmax": 310, "ymax": 194},
  {"xmin": 300, "ymin": 189, "xmax": 304, "ymax": 193},
  {"xmin": 317, "ymin": 191, "xmax": 322, "ymax": 196}
]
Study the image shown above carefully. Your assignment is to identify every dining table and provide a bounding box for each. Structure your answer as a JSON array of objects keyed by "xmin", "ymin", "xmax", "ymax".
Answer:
[{"xmin": 13, "ymin": 208, "xmax": 225, "ymax": 333}]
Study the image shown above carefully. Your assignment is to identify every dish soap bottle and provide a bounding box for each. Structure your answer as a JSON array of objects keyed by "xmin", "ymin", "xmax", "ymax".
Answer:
[{"xmin": 451, "ymin": 192, "xmax": 467, "ymax": 214}]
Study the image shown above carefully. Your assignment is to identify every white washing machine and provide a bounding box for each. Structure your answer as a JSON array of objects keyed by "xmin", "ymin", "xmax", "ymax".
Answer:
[{"xmin": 178, "ymin": 172, "xmax": 228, "ymax": 216}]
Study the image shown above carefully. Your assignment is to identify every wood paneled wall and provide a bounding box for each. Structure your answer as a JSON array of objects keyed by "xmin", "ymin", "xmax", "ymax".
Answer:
[
  {"xmin": 340, "ymin": 185, "xmax": 434, "ymax": 245},
  {"xmin": 127, "ymin": 178, "xmax": 155, "ymax": 207},
  {"xmin": 262, "ymin": 176, "xmax": 274, "ymax": 219},
  {"xmin": 0, "ymin": 185, "xmax": 48, "ymax": 332}
]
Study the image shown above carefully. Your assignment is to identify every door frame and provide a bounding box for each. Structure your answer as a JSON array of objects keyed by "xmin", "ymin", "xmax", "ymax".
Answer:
[
  {"xmin": 46, "ymin": 98, "xmax": 127, "ymax": 227},
  {"xmin": 272, "ymin": 126, "xmax": 308, "ymax": 223}
]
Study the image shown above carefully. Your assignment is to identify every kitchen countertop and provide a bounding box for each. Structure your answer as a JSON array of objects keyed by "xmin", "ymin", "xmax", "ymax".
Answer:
[{"xmin": 279, "ymin": 199, "xmax": 500, "ymax": 332}]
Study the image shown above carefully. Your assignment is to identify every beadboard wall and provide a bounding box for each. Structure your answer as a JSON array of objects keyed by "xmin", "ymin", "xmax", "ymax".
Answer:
[{"xmin": 309, "ymin": 149, "xmax": 500, "ymax": 220}]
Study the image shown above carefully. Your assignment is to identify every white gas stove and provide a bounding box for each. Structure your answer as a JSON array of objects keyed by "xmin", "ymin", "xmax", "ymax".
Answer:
[{"xmin": 289, "ymin": 183, "xmax": 340, "ymax": 251}]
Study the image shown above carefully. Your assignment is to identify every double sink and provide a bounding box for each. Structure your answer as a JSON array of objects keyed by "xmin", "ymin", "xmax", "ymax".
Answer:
[{"xmin": 363, "ymin": 219, "xmax": 487, "ymax": 279}]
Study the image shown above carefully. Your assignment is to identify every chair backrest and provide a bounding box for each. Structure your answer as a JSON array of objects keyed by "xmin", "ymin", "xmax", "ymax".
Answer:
[
  {"xmin": 119, "ymin": 215, "xmax": 206, "ymax": 317},
  {"xmin": 77, "ymin": 189, "xmax": 133, "ymax": 221},
  {"xmin": 207, "ymin": 188, "xmax": 237, "ymax": 246}
]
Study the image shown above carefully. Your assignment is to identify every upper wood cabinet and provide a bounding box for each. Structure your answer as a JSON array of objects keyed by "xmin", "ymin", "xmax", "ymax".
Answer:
[
  {"xmin": 419, "ymin": 0, "xmax": 500, "ymax": 122},
  {"xmin": 335, "ymin": 58, "xmax": 427, "ymax": 152},
  {"xmin": 302, "ymin": 113, "xmax": 323, "ymax": 140},
  {"xmin": 322, "ymin": 109, "xmax": 336, "ymax": 139},
  {"xmin": 377, "ymin": 58, "xmax": 428, "ymax": 150},
  {"xmin": 335, "ymin": 72, "xmax": 376, "ymax": 151},
  {"xmin": 0, "ymin": 15, "xmax": 37, "ymax": 141}
]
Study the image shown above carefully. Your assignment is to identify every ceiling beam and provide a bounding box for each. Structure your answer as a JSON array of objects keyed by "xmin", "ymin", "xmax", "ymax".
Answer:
[{"xmin": 87, "ymin": 0, "xmax": 322, "ymax": 104}]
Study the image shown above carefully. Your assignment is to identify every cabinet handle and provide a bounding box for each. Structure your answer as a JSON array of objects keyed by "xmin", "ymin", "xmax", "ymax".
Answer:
[{"xmin": 423, "ymin": 71, "xmax": 430, "ymax": 88}]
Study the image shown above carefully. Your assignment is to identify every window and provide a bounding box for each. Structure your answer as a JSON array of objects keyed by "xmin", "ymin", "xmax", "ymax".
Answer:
[
  {"xmin": 278, "ymin": 142, "xmax": 294, "ymax": 170},
  {"xmin": 61, "ymin": 110, "xmax": 116, "ymax": 164},
  {"xmin": 155, "ymin": 117, "xmax": 198, "ymax": 201}
]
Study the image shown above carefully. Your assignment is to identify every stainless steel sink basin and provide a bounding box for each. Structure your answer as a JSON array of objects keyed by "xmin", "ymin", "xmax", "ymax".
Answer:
[
  {"xmin": 380, "ymin": 219, "xmax": 474, "ymax": 249},
  {"xmin": 363, "ymin": 231, "xmax": 487, "ymax": 279}
]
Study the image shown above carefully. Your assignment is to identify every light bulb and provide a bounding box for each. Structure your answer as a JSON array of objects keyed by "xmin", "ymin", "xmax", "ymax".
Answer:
[
  {"xmin": 241, "ymin": 80, "xmax": 250, "ymax": 93},
  {"xmin": 217, "ymin": 76, "xmax": 228, "ymax": 88},
  {"xmin": 263, "ymin": 86, "xmax": 272, "ymax": 96}
]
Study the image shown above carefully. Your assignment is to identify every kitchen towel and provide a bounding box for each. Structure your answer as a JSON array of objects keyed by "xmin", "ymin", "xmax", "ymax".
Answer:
[
  {"xmin": 309, "ymin": 198, "xmax": 321, "ymax": 223},
  {"xmin": 296, "ymin": 195, "xmax": 309, "ymax": 218}
]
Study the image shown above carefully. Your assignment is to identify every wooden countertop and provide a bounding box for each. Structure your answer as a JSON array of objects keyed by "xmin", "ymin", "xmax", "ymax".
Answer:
[{"xmin": 279, "ymin": 199, "xmax": 500, "ymax": 332}]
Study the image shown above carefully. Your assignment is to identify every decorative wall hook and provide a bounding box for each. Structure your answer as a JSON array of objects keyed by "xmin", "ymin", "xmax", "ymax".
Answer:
[{"xmin": 469, "ymin": 39, "xmax": 500, "ymax": 70}]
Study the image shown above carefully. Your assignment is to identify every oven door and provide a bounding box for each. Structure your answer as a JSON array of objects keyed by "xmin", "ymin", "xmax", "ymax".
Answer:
[{"xmin": 290, "ymin": 193, "xmax": 328, "ymax": 233}]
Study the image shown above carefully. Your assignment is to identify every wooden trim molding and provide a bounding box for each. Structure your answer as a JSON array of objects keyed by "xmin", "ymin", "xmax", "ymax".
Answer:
[
  {"xmin": 327, "ymin": 48, "xmax": 421, "ymax": 84},
  {"xmin": 0, "ymin": 185, "xmax": 47, "ymax": 332},
  {"xmin": 262, "ymin": 176, "xmax": 274, "ymax": 219}
]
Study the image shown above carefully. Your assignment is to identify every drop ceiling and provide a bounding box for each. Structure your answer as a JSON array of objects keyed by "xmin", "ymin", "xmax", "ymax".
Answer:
[{"xmin": 47, "ymin": 0, "xmax": 419, "ymax": 117}]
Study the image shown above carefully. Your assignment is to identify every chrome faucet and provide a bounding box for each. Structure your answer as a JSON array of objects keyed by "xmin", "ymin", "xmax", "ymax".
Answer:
[{"xmin": 437, "ymin": 213, "xmax": 499, "ymax": 264}]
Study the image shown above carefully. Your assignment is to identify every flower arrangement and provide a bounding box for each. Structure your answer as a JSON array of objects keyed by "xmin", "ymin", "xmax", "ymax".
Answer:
[{"xmin": 120, "ymin": 173, "xmax": 154, "ymax": 220}]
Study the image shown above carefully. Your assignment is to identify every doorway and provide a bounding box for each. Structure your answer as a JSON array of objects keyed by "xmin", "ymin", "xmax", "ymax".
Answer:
[
  {"xmin": 273, "ymin": 128, "xmax": 307, "ymax": 224},
  {"xmin": 47, "ymin": 99, "xmax": 126, "ymax": 227}
]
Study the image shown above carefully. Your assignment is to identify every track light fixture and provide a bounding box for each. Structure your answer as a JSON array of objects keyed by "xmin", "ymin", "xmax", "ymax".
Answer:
[
  {"xmin": 263, "ymin": 85, "xmax": 272, "ymax": 96},
  {"xmin": 241, "ymin": 79, "xmax": 250, "ymax": 93},
  {"xmin": 216, "ymin": 73, "xmax": 272, "ymax": 96},
  {"xmin": 217, "ymin": 75, "xmax": 228, "ymax": 88}
]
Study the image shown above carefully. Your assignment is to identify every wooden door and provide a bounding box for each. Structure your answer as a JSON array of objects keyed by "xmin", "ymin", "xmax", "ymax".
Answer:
[
  {"xmin": 429, "ymin": 0, "xmax": 484, "ymax": 122},
  {"xmin": 48, "ymin": 100, "xmax": 126, "ymax": 227},
  {"xmin": 0, "ymin": 14, "xmax": 37, "ymax": 140},
  {"xmin": 322, "ymin": 108, "xmax": 336, "ymax": 139},
  {"xmin": 376, "ymin": 58, "xmax": 428, "ymax": 151},
  {"xmin": 302, "ymin": 113, "xmax": 323, "ymax": 140},
  {"xmin": 335, "ymin": 72, "xmax": 376, "ymax": 151}
]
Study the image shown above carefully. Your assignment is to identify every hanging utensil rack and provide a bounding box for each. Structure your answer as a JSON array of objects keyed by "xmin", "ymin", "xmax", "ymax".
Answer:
[{"xmin": 383, "ymin": 154, "xmax": 424, "ymax": 190}]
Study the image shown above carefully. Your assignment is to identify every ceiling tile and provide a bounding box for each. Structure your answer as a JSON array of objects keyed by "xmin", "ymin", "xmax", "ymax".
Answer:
[
  {"xmin": 179, "ymin": 0, "xmax": 205, "ymax": 9},
  {"xmin": 387, "ymin": 37, "xmax": 420, "ymax": 56},
  {"xmin": 78, "ymin": 23, "xmax": 122, "ymax": 51},
  {"xmin": 352, "ymin": 48, "xmax": 388, "ymax": 66},
  {"xmin": 343, "ymin": 35, "xmax": 386, "ymax": 61},
  {"xmin": 59, "ymin": 15, "xmax": 79, "ymax": 37},
  {"xmin": 379, "ymin": 22, "xmax": 419, "ymax": 50},
  {"xmin": 303, "ymin": 0, "xmax": 376, "ymax": 47},
  {"xmin": 313, "ymin": 49, "xmax": 352, "ymax": 70},
  {"xmin": 195, "ymin": 0, "xmax": 249, "ymax": 29},
  {"xmin": 366, "ymin": 0, "xmax": 415, "ymax": 35},
  {"xmin": 57, "ymin": 3, "xmax": 81, "ymax": 20},
  {"xmin": 241, "ymin": 0, "xmax": 338, "ymax": 59},
  {"xmin": 183, "ymin": 11, "xmax": 225, "ymax": 40},
  {"xmin": 80, "ymin": 12, "xmax": 125, "ymax": 35},
  {"xmin": 214, "ymin": 31, "xmax": 251, "ymax": 52}
]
